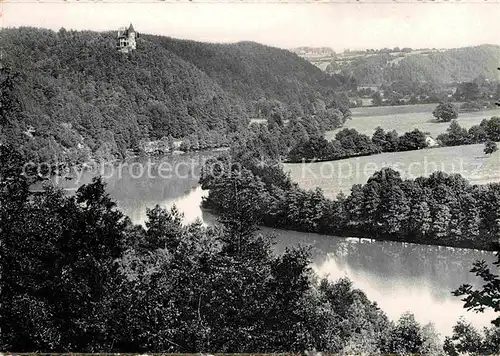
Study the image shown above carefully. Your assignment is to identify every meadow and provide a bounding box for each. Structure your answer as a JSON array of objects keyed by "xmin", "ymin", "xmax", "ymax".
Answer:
[
  {"xmin": 284, "ymin": 143, "xmax": 500, "ymax": 198},
  {"xmin": 325, "ymin": 104, "xmax": 500, "ymax": 139}
]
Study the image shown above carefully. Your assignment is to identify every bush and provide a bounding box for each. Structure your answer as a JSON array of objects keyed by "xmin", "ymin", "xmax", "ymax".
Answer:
[{"xmin": 484, "ymin": 140, "xmax": 498, "ymax": 155}]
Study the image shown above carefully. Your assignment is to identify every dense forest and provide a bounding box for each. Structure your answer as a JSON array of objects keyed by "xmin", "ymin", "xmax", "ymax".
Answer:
[
  {"xmin": 327, "ymin": 45, "xmax": 500, "ymax": 85},
  {"xmin": 0, "ymin": 27, "xmax": 352, "ymax": 166}
]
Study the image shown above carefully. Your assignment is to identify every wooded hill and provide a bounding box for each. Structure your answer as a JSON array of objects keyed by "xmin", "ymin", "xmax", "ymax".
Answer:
[
  {"xmin": 326, "ymin": 44, "xmax": 500, "ymax": 85},
  {"xmin": 0, "ymin": 27, "xmax": 351, "ymax": 165}
]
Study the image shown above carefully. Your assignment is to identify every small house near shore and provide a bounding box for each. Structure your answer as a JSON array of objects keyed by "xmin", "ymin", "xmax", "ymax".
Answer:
[{"xmin": 425, "ymin": 136, "xmax": 439, "ymax": 147}]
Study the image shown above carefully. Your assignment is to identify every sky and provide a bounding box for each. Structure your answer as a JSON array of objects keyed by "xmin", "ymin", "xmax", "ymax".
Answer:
[{"xmin": 2, "ymin": 1, "xmax": 500, "ymax": 52}]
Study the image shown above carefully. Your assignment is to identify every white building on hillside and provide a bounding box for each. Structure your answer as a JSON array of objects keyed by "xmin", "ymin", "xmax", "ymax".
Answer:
[{"xmin": 117, "ymin": 23, "xmax": 137, "ymax": 53}]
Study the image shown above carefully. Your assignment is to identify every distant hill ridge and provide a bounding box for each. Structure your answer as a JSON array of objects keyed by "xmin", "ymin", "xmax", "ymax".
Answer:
[
  {"xmin": 290, "ymin": 46, "xmax": 336, "ymax": 56},
  {"xmin": 324, "ymin": 44, "xmax": 500, "ymax": 84},
  {"xmin": 0, "ymin": 27, "xmax": 351, "ymax": 165}
]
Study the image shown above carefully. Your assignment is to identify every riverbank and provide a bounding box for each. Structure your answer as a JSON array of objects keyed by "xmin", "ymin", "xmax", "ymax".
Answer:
[
  {"xmin": 266, "ymin": 224, "xmax": 497, "ymax": 252},
  {"xmin": 205, "ymin": 206, "xmax": 496, "ymax": 252},
  {"xmin": 201, "ymin": 156, "xmax": 500, "ymax": 253}
]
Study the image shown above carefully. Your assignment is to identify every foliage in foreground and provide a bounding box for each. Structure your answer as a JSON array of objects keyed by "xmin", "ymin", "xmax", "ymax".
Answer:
[
  {"xmin": 444, "ymin": 317, "xmax": 500, "ymax": 355},
  {"xmin": 1, "ymin": 145, "xmax": 444, "ymax": 354}
]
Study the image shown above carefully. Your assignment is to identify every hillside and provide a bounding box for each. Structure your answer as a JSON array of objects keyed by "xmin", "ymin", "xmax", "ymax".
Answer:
[
  {"xmin": 0, "ymin": 27, "xmax": 351, "ymax": 165},
  {"xmin": 324, "ymin": 44, "xmax": 500, "ymax": 85},
  {"xmin": 149, "ymin": 36, "xmax": 352, "ymax": 107}
]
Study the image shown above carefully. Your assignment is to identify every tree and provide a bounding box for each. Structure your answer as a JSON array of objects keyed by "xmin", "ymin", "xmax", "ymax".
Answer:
[
  {"xmin": 335, "ymin": 128, "xmax": 376, "ymax": 155},
  {"xmin": 484, "ymin": 140, "xmax": 498, "ymax": 155},
  {"xmin": 0, "ymin": 157, "xmax": 130, "ymax": 351},
  {"xmin": 483, "ymin": 326, "xmax": 500, "ymax": 354},
  {"xmin": 443, "ymin": 318, "xmax": 484, "ymax": 355},
  {"xmin": 438, "ymin": 121, "xmax": 469, "ymax": 146},
  {"xmin": 461, "ymin": 194, "xmax": 480, "ymax": 240},
  {"xmin": 455, "ymin": 82, "xmax": 481, "ymax": 102},
  {"xmin": 460, "ymin": 101, "xmax": 482, "ymax": 112},
  {"xmin": 319, "ymin": 277, "xmax": 391, "ymax": 353},
  {"xmin": 371, "ymin": 126, "xmax": 386, "ymax": 152},
  {"xmin": 420, "ymin": 323, "xmax": 444, "ymax": 356},
  {"xmin": 480, "ymin": 117, "xmax": 500, "ymax": 141},
  {"xmin": 346, "ymin": 184, "xmax": 365, "ymax": 224},
  {"xmin": 362, "ymin": 184, "xmax": 381, "ymax": 224},
  {"xmin": 0, "ymin": 68, "xmax": 27, "ymax": 152},
  {"xmin": 433, "ymin": 103, "xmax": 459, "ymax": 122},
  {"xmin": 380, "ymin": 185, "xmax": 410, "ymax": 235},
  {"xmin": 388, "ymin": 312, "xmax": 424, "ymax": 354},
  {"xmin": 143, "ymin": 205, "xmax": 183, "ymax": 250},
  {"xmin": 468, "ymin": 125, "xmax": 488, "ymax": 143},
  {"xmin": 288, "ymin": 136, "xmax": 332, "ymax": 161},
  {"xmin": 371, "ymin": 92, "xmax": 383, "ymax": 106},
  {"xmin": 0, "ymin": 67, "xmax": 23, "ymax": 128},
  {"xmin": 398, "ymin": 129, "xmax": 427, "ymax": 151},
  {"xmin": 384, "ymin": 130, "xmax": 399, "ymax": 152},
  {"xmin": 412, "ymin": 201, "xmax": 432, "ymax": 238}
]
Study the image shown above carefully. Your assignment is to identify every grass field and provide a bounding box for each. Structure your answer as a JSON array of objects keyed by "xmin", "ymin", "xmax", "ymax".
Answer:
[
  {"xmin": 284, "ymin": 143, "xmax": 500, "ymax": 198},
  {"xmin": 325, "ymin": 104, "xmax": 500, "ymax": 140}
]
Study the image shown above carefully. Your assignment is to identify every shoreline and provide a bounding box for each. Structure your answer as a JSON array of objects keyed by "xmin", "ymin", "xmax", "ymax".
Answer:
[{"xmin": 202, "ymin": 207, "xmax": 497, "ymax": 252}]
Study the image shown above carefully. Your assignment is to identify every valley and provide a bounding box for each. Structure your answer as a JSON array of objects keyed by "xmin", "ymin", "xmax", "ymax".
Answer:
[{"xmin": 3, "ymin": 20, "xmax": 500, "ymax": 354}]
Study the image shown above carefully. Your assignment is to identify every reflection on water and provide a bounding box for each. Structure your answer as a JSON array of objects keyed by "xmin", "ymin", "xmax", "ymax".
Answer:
[
  {"xmin": 266, "ymin": 227, "xmax": 497, "ymax": 337},
  {"xmin": 125, "ymin": 185, "xmax": 208, "ymax": 225},
  {"xmin": 34, "ymin": 152, "xmax": 216, "ymax": 225},
  {"xmin": 35, "ymin": 152, "xmax": 498, "ymax": 338}
]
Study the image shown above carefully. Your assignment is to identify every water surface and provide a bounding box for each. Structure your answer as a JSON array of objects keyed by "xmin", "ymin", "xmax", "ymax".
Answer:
[
  {"xmin": 267, "ymin": 227, "xmax": 496, "ymax": 337},
  {"xmin": 36, "ymin": 151, "xmax": 497, "ymax": 337}
]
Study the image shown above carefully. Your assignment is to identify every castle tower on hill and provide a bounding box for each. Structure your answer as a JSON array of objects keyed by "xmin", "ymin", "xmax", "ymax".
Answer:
[{"xmin": 117, "ymin": 23, "xmax": 136, "ymax": 53}]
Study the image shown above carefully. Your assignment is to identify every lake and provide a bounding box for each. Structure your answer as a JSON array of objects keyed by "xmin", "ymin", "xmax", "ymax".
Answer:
[
  {"xmin": 39, "ymin": 152, "xmax": 498, "ymax": 338},
  {"xmin": 32, "ymin": 152, "xmax": 213, "ymax": 225},
  {"xmin": 268, "ymin": 228, "xmax": 497, "ymax": 338}
]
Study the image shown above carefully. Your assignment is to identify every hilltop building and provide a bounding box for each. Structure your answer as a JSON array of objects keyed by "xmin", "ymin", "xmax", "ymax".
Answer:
[{"xmin": 117, "ymin": 23, "xmax": 137, "ymax": 53}]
